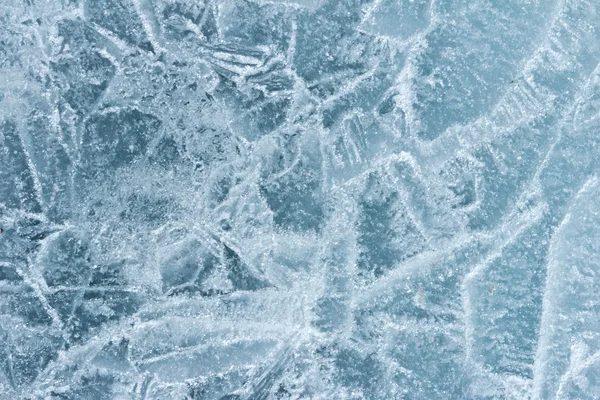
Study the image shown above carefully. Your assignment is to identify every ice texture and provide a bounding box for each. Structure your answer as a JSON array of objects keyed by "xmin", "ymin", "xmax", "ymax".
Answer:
[{"xmin": 1, "ymin": 0, "xmax": 600, "ymax": 399}]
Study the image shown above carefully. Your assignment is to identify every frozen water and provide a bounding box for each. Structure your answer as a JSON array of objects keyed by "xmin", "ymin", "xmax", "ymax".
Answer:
[{"xmin": 1, "ymin": 0, "xmax": 600, "ymax": 398}]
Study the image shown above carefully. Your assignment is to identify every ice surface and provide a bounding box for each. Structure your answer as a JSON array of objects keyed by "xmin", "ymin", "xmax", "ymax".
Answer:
[{"xmin": 2, "ymin": 0, "xmax": 600, "ymax": 398}]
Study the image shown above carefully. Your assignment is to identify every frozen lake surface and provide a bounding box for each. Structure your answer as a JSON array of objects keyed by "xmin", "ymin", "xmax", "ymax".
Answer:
[{"xmin": 1, "ymin": 0, "xmax": 600, "ymax": 398}]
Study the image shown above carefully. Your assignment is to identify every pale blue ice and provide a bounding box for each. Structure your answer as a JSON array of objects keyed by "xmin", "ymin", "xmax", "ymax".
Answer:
[{"xmin": 1, "ymin": 0, "xmax": 600, "ymax": 398}]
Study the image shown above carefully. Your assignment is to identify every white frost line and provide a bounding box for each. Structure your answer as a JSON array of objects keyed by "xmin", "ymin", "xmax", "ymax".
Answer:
[
  {"xmin": 240, "ymin": 330, "xmax": 305, "ymax": 400},
  {"xmin": 286, "ymin": 16, "xmax": 297, "ymax": 66},
  {"xmin": 424, "ymin": 0, "xmax": 566, "ymax": 155},
  {"xmin": 358, "ymin": 0, "xmax": 384, "ymax": 30},
  {"xmin": 213, "ymin": 1, "xmax": 224, "ymax": 41},
  {"xmin": 573, "ymin": 61, "xmax": 600, "ymax": 125},
  {"xmin": 88, "ymin": 22, "xmax": 134, "ymax": 53},
  {"xmin": 461, "ymin": 201, "xmax": 546, "ymax": 365},
  {"xmin": 211, "ymin": 51, "xmax": 263, "ymax": 66},
  {"xmin": 321, "ymin": 62, "xmax": 382, "ymax": 108},
  {"xmin": 18, "ymin": 128, "xmax": 46, "ymax": 214},
  {"xmin": 354, "ymin": 231, "xmax": 476, "ymax": 309},
  {"xmin": 349, "ymin": 151, "xmax": 401, "ymax": 183},
  {"xmin": 97, "ymin": 48, "xmax": 121, "ymax": 74},
  {"xmin": 253, "ymin": 0, "xmax": 319, "ymax": 11},
  {"xmin": 137, "ymin": 286, "xmax": 306, "ymax": 320},
  {"xmin": 18, "ymin": 229, "xmax": 67, "ymax": 333},
  {"xmin": 554, "ymin": 342, "xmax": 600, "ymax": 398},
  {"xmin": 130, "ymin": 0, "xmax": 165, "ymax": 54},
  {"xmin": 137, "ymin": 332, "xmax": 287, "ymax": 366},
  {"xmin": 531, "ymin": 175, "xmax": 599, "ymax": 399},
  {"xmin": 515, "ymin": 58, "xmax": 600, "ymax": 217}
]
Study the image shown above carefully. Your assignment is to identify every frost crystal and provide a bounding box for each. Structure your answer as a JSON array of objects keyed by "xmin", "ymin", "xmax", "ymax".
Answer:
[{"xmin": 1, "ymin": 0, "xmax": 600, "ymax": 398}]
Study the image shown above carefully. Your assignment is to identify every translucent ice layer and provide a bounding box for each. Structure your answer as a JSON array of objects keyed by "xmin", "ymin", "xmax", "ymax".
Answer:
[{"xmin": 1, "ymin": 0, "xmax": 600, "ymax": 399}]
